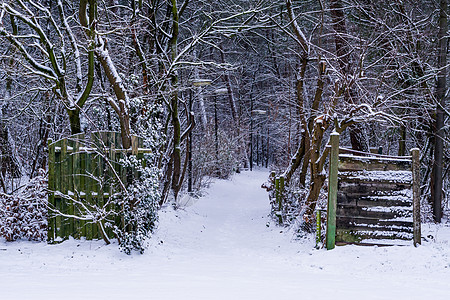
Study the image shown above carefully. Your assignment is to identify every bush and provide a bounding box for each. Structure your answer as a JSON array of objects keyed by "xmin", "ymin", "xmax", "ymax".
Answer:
[
  {"xmin": 0, "ymin": 170, "xmax": 47, "ymax": 241},
  {"xmin": 114, "ymin": 155, "xmax": 160, "ymax": 254}
]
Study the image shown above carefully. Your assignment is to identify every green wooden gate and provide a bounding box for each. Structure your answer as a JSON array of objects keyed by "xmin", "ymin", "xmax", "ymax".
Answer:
[
  {"xmin": 47, "ymin": 131, "xmax": 150, "ymax": 243},
  {"xmin": 326, "ymin": 133, "xmax": 421, "ymax": 249}
]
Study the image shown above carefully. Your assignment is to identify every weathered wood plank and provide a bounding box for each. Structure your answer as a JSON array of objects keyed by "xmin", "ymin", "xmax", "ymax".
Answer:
[
  {"xmin": 338, "ymin": 155, "xmax": 411, "ymax": 172},
  {"xmin": 72, "ymin": 136, "xmax": 81, "ymax": 239},
  {"xmin": 336, "ymin": 229, "xmax": 413, "ymax": 243},
  {"xmin": 337, "ymin": 192, "xmax": 412, "ymax": 207},
  {"xmin": 54, "ymin": 140, "xmax": 62, "ymax": 239},
  {"xmin": 337, "ymin": 205, "xmax": 412, "ymax": 220},
  {"xmin": 61, "ymin": 139, "xmax": 69, "ymax": 240},
  {"xmin": 336, "ymin": 216, "xmax": 413, "ymax": 232},
  {"xmin": 85, "ymin": 150, "xmax": 93, "ymax": 241},
  {"xmin": 67, "ymin": 137, "xmax": 75, "ymax": 238},
  {"xmin": 47, "ymin": 139, "xmax": 55, "ymax": 243},
  {"xmin": 339, "ymin": 171, "xmax": 412, "ymax": 185},
  {"xmin": 337, "ymin": 181, "xmax": 412, "ymax": 206},
  {"xmin": 79, "ymin": 144, "xmax": 87, "ymax": 238},
  {"xmin": 96, "ymin": 149, "xmax": 104, "ymax": 240},
  {"xmin": 339, "ymin": 147, "xmax": 411, "ymax": 159}
]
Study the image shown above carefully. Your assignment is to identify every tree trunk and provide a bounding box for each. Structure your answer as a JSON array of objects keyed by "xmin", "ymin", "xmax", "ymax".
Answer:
[
  {"xmin": 431, "ymin": 0, "xmax": 447, "ymax": 223},
  {"xmin": 68, "ymin": 109, "xmax": 82, "ymax": 134},
  {"xmin": 329, "ymin": 0, "xmax": 368, "ymax": 152},
  {"xmin": 169, "ymin": 0, "xmax": 182, "ymax": 200}
]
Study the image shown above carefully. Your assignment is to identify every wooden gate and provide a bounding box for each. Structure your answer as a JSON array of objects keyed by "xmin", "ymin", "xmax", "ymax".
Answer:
[
  {"xmin": 47, "ymin": 131, "xmax": 149, "ymax": 243},
  {"xmin": 326, "ymin": 133, "xmax": 421, "ymax": 249}
]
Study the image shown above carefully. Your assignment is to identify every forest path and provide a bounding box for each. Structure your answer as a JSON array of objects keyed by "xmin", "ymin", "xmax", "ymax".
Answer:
[{"xmin": 152, "ymin": 169, "xmax": 298, "ymax": 259}]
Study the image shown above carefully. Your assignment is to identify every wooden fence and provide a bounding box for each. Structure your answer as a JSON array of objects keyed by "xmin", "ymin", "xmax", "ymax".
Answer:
[
  {"xmin": 326, "ymin": 133, "xmax": 421, "ymax": 249},
  {"xmin": 47, "ymin": 131, "xmax": 150, "ymax": 243}
]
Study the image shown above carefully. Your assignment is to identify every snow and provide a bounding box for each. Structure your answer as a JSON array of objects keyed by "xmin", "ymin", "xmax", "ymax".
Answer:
[{"xmin": 1, "ymin": 170, "xmax": 450, "ymax": 299}]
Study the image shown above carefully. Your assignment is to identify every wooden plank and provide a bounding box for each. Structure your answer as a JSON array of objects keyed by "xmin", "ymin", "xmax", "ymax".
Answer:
[
  {"xmin": 85, "ymin": 151, "xmax": 93, "ymax": 240},
  {"xmin": 47, "ymin": 139, "xmax": 55, "ymax": 243},
  {"xmin": 336, "ymin": 216, "xmax": 413, "ymax": 232},
  {"xmin": 411, "ymin": 148, "xmax": 421, "ymax": 246},
  {"xmin": 91, "ymin": 151, "xmax": 99, "ymax": 240},
  {"xmin": 96, "ymin": 148, "xmax": 104, "ymax": 240},
  {"xmin": 337, "ymin": 205, "xmax": 412, "ymax": 220},
  {"xmin": 55, "ymin": 197, "xmax": 62, "ymax": 241},
  {"xmin": 61, "ymin": 138, "xmax": 69, "ymax": 240},
  {"xmin": 106, "ymin": 140, "xmax": 115, "ymax": 239},
  {"xmin": 54, "ymin": 140, "xmax": 62, "ymax": 240},
  {"xmin": 336, "ymin": 241, "xmax": 402, "ymax": 247},
  {"xmin": 67, "ymin": 137, "xmax": 75, "ymax": 238},
  {"xmin": 337, "ymin": 192, "xmax": 412, "ymax": 207},
  {"xmin": 326, "ymin": 132, "xmax": 339, "ymax": 250},
  {"xmin": 338, "ymin": 155, "xmax": 411, "ymax": 172},
  {"xmin": 336, "ymin": 229, "xmax": 413, "ymax": 243},
  {"xmin": 79, "ymin": 143, "xmax": 87, "ymax": 238},
  {"xmin": 337, "ymin": 180, "xmax": 412, "ymax": 198},
  {"xmin": 339, "ymin": 171, "xmax": 412, "ymax": 185},
  {"xmin": 339, "ymin": 147, "xmax": 411, "ymax": 159},
  {"xmin": 72, "ymin": 137, "xmax": 81, "ymax": 239}
]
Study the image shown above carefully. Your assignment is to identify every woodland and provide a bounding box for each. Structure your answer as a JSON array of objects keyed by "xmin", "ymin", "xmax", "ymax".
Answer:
[{"xmin": 0, "ymin": 0, "xmax": 448, "ymax": 251}]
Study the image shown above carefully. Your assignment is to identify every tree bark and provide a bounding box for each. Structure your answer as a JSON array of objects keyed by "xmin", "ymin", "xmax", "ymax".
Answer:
[
  {"xmin": 329, "ymin": 0, "xmax": 368, "ymax": 152},
  {"xmin": 431, "ymin": 0, "xmax": 447, "ymax": 223}
]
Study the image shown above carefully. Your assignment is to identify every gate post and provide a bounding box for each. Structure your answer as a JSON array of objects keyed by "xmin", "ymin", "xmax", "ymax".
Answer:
[
  {"xmin": 326, "ymin": 132, "xmax": 340, "ymax": 250},
  {"xmin": 411, "ymin": 148, "xmax": 421, "ymax": 246}
]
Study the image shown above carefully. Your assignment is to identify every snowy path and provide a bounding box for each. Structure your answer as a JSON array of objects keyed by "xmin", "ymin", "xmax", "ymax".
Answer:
[{"xmin": 1, "ymin": 170, "xmax": 450, "ymax": 299}]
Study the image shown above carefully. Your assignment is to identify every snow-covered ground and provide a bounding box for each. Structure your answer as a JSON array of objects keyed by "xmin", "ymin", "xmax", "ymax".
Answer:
[{"xmin": 1, "ymin": 169, "xmax": 450, "ymax": 300}]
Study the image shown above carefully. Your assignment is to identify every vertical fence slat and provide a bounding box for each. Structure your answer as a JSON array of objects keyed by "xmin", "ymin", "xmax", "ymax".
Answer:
[
  {"xmin": 326, "ymin": 132, "xmax": 339, "ymax": 250},
  {"xmin": 411, "ymin": 148, "xmax": 421, "ymax": 246},
  {"xmin": 92, "ymin": 150, "xmax": 99, "ymax": 240},
  {"xmin": 72, "ymin": 138, "xmax": 80, "ymax": 239},
  {"xmin": 61, "ymin": 139, "xmax": 69, "ymax": 239},
  {"xmin": 67, "ymin": 138, "xmax": 74, "ymax": 237},
  {"xmin": 107, "ymin": 142, "xmax": 115, "ymax": 239},
  {"xmin": 54, "ymin": 140, "xmax": 62, "ymax": 240},
  {"xmin": 85, "ymin": 148, "xmax": 93, "ymax": 240},
  {"xmin": 80, "ymin": 142, "xmax": 87, "ymax": 238},
  {"xmin": 96, "ymin": 148, "xmax": 104, "ymax": 240},
  {"xmin": 47, "ymin": 139, "xmax": 55, "ymax": 243},
  {"xmin": 72, "ymin": 134, "xmax": 84, "ymax": 239}
]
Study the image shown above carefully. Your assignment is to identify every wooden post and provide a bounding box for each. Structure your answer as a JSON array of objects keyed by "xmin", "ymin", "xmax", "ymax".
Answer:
[
  {"xmin": 316, "ymin": 209, "xmax": 321, "ymax": 248},
  {"xmin": 47, "ymin": 139, "xmax": 55, "ymax": 243},
  {"xmin": 411, "ymin": 148, "xmax": 421, "ymax": 246},
  {"xmin": 326, "ymin": 132, "xmax": 339, "ymax": 250}
]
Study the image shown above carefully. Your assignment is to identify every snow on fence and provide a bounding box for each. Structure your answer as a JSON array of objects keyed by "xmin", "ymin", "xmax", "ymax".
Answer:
[
  {"xmin": 326, "ymin": 133, "xmax": 421, "ymax": 249},
  {"xmin": 47, "ymin": 131, "xmax": 150, "ymax": 243}
]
